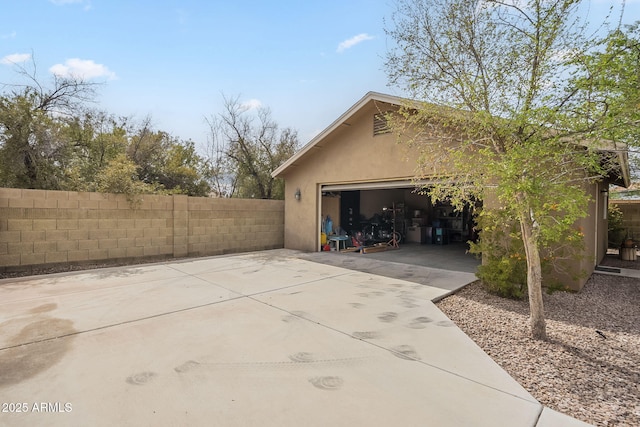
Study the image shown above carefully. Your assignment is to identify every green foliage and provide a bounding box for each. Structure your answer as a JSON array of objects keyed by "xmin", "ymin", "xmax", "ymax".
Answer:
[
  {"xmin": 470, "ymin": 217, "xmax": 527, "ymax": 299},
  {"xmin": 62, "ymin": 111, "xmax": 129, "ymax": 191},
  {"xmin": 0, "ymin": 66, "xmax": 298, "ymax": 200},
  {"xmin": 476, "ymin": 257, "xmax": 527, "ymax": 299},
  {"xmin": 570, "ymin": 22, "xmax": 640, "ymax": 150},
  {"xmin": 0, "ymin": 87, "xmax": 211, "ymax": 197},
  {"xmin": 161, "ymin": 141, "xmax": 211, "ymax": 197},
  {"xmin": 0, "ymin": 66, "xmax": 212, "ymax": 197},
  {"xmin": 127, "ymin": 128, "xmax": 211, "ymax": 197},
  {"xmin": 95, "ymin": 154, "xmax": 158, "ymax": 205},
  {"xmin": 386, "ymin": 0, "xmax": 624, "ymax": 259},
  {"xmin": 0, "ymin": 92, "xmax": 66, "ymax": 189},
  {"xmin": 470, "ymin": 207, "xmax": 584, "ymax": 298},
  {"xmin": 608, "ymin": 204, "xmax": 626, "ymax": 247},
  {"xmin": 384, "ymin": 0, "xmax": 635, "ymax": 339}
]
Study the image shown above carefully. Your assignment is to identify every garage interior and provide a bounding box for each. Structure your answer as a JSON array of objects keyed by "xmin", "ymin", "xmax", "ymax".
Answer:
[{"xmin": 320, "ymin": 183, "xmax": 480, "ymax": 271}]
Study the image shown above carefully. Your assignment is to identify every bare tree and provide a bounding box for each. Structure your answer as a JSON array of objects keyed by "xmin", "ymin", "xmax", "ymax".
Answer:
[
  {"xmin": 205, "ymin": 95, "xmax": 298, "ymax": 199},
  {"xmin": 204, "ymin": 114, "xmax": 238, "ymax": 197}
]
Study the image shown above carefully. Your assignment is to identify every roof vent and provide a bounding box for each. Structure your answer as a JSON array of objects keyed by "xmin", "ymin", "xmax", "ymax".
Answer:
[{"xmin": 373, "ymin": 113, "xmax": 390, "ymax": 136}]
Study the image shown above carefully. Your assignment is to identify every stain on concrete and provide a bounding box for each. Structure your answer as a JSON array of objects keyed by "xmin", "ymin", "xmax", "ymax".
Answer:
[
  {"xmin": 436, "ymin": 320, "xmax": 455, "ymax": 327},
  {"xmin": 174, "ymin": 360, "xmax": 200, "ymax": 373},
  {"xmin": 0, "ymin": 318, "xmax": 76, "ymax": 387},
  {"xmin": 352, "ymin": 331, "xmax": 381, "ymax": 340},
  {"xmin": 281, "ymin": 315, "xmax": 300, "ymax": 323},
  {"xmin": 388, "ymin": 283, "xmax": 406, "ymax": 288},
  {"xmin": 390, "ymin": 345, "xmax": 422, "ymax": 361},
  {"xmin": 407, "ymin": 317, "xmax": 433, "ymax": 329},
  {"xmin": 29, "ymin": 303, "xmax": 58, "ymax": 314},
  {"xmin": 96, "ymin": 268, "xmax": 144, "ymax": 279},
  {"xmin": 289, "ymin": 311, "xmax": 309, "ymax": 318},
  {"xmin": 308, "ymin": 376, "xmax": 343, "ymax": 391},
  {"xmin": 378, "ymin": 312, "xmax": 398, "ymax": 323},
  {"xmin": 126, "ymin": 371, "xmax": 157, "ymax": 385},
  {"xmin": 349, "ymin": 303, "xmax": 364, "ymax": 309},
  {"xmin": 400, "ymin": 299, "xmax": 419, "ymax": 309},
  {"xmin": 398, "ymin": 292, "xmax": 420, "ymax": 308},
  {"xmin": 288, "ymin": 352, "xmax": 315, "ymax": 363}
]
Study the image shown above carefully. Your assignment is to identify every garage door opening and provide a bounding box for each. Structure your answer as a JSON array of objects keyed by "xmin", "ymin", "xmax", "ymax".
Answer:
[{"xmin": 319, "ymin": 184, "xmax": 480, "ymax": 270}]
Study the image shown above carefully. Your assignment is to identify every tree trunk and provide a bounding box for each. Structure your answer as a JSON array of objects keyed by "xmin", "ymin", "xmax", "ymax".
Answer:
[{"xmin": 518, "ymin": 202, "xmax": 547, "ymax": 340}]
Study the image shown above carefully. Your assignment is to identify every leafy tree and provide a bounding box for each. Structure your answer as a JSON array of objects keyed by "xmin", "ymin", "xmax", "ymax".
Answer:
[
  {"xmin": 127, "ymin": 123, "xmax": 210, "ymax": 197},
  {"xmin": 95, "ymin": 153, "xmax": 159, "ymax": 205},
  {"xmin": 0, "ymin": 60, "xmax": 210, "ymax": 198},
  {"xmin": 385, "ymin": 0, "xmax": 633, "ymax": 339},
  {"xmin": 572, "ymin": 22, "xmax": 640, "ymax": 171},
  {"xmin": 206, "ymin": 95, "xmax": 298, "ymax": 199},
  {"xmin": 62, "ymin": 110, "xmax": 130, "ymax": 191},
  {"xmin": 0, "ymin": 67, "xmax": 98, "ymax": 189},
  {"xmin": 159, "ymin": 140, "xmax": 211, "ymax": 197}
]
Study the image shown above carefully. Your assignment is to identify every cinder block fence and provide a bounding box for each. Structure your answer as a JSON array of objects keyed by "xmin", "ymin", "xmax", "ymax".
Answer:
[{"xmin": 0, "ymin": 188, "xmax": 284, "ymax": 273}]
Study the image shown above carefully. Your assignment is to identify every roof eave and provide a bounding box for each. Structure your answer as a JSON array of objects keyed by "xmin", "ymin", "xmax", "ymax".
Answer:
[{"xmin": 271, "ymin": 91, "xmax": 408, "ymax": 178}]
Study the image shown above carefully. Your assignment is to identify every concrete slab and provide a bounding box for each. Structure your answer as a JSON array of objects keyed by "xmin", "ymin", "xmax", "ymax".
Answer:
[
  {"xmin": 296, "ymin": 250, "xmax": 477, "ymax": 298},
  {"xmin": 308, "ymin": 242, "xmax": 478, "ymax": 269},
  {"xmin": 594, "ymin": 266, "xmax": 640, "ymax": 279},
  {"xmin": 0, "ymin": 267, "xmax": 242, "ymax": 349},
  {"xmin": 536, "ymin": 408, "xmax": 593, "ymax": 427},
  {"xmin": 253, "ymin": 272, "xmax": 535, "ymax": 402},
  {"xmin": 0, "ymin": 250, "xmax": 587, "ymax": 426}
]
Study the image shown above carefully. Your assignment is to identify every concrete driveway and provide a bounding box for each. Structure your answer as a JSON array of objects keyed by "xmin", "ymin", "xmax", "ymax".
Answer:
[{"xmin": 0, "ymin": 249, "xmax": 589, "ymax": 426}]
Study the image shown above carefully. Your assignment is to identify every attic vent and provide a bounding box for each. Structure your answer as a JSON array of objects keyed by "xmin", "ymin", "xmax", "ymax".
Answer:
[{"xmin": 373, "ymin": 113, "xmax": 391, "ymax": 136}]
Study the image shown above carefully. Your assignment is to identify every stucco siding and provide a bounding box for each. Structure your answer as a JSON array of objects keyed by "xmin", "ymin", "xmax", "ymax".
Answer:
[
  {"xmin": 276, "ymin": 93, "xmax": 614, "ymax": 291},
  {"xmin": 280, "ymin": 102, "xmax": 426, "ymax": 251}
]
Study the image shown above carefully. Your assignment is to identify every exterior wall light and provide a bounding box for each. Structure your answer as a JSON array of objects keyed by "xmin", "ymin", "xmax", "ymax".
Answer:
[{"xmin": 295, "ymin": 188, "xmax": 301, "ymax": 201}]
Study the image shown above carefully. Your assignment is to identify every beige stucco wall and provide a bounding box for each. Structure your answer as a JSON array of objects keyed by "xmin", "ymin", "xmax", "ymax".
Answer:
[
  {"xmin": 278, "ymin": 97, "xmax": 610, "ymax": 290},
  {"xmin": 544, "ymin": 181, "xmax": 607, "ymax": 290},
  {"xmin": 280, "ymin": 101, "xmax": 430, "ymax": 251},
  {"xmin": 0, "ymin": 188, "xmax": 284, "ymax": 272}
]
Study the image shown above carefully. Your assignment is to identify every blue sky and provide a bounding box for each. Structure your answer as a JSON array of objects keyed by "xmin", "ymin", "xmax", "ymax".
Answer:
[{"xmin": 1, "ymin": 0, "xmax": 638, "ymax": 149}]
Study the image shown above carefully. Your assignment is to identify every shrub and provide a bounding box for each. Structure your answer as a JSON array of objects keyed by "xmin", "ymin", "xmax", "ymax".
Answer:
[
  {"xmin": 608, "ymin": 204, "xmax": 625, "ymax": 247},
  {"xmin": 469, "ymin": 213, "xmax": 527, "ymax": 299},
  {"xmin": 475, "ymin": 255, "xmax": 527, "ymax": 299}
]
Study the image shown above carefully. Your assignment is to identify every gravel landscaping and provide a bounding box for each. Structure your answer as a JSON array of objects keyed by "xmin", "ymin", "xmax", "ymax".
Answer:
[{"xmin": 436, "ymin": 272, "xmax": 640, "ymax": 427}]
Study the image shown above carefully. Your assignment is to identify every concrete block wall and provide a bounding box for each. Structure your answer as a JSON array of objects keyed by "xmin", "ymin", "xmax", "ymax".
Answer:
[
  {"xmin": 187, "ymin": 197, "xmax": 284, "ymax": 256},
  {"xmin": 0, "ymin": 188, "xmax": 284, "ymax": 272}
]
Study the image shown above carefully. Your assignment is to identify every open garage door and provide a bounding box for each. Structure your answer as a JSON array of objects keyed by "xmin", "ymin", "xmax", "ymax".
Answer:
[{"xmin": 319, "ymin": 180, "xmax": 478, "ymax": 252}]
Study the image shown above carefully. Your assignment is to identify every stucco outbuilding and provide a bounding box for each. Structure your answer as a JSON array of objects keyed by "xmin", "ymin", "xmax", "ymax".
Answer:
[{"xmin": 272, "ymin": 92, "xmax": 630, "ymax": 290}]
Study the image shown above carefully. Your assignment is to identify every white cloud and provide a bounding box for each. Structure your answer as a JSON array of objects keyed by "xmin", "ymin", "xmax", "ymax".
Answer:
[
  {"xmin": 241, "ymin": 99, "xmax": 262, "ymax": 111},
  {"xmin": 49, "ymin": 58, "xmax": 116, "ymax": 80},
  {"xmin": 336, "ymin": 33, "xmax": 374, "ymax": 53},
  {"xmin": 1, "ymin": 53, "xmax": 31, "ymax": 65}
]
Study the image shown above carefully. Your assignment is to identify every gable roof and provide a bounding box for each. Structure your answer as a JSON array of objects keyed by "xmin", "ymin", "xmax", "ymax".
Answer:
[
  {"xmin": 271, "ymin": 92, "xmax": 408, "ymax": 178},
  {"xmin": 273, "ymin": 91, "xmax": 631, "ymax": 187}
]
